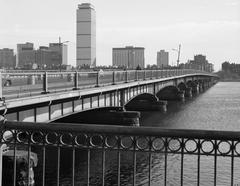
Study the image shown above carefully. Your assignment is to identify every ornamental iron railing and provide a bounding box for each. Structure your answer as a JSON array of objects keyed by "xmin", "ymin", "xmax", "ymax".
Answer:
[{"xmin": 0, "ymin": 120, "xmax": 239, "ymax": 186}]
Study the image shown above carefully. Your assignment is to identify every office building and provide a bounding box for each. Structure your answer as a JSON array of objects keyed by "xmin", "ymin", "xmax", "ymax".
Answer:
[
  {"xmin": 16, "ymin": 42, "xmax": 68, "ymax": 69},
  {"xmin": 76, "ymin": 3, "xmax": 96, "ymax": 68},
  {"xmin": 112, "ymin": 46, "xmax": 145, "ymax": 69},
  {"xmin": 0, "ymin": 48, "xmax": 15, "ymax": 69},
  {"xmin": 182, "ymin": 54, "xmax": 214, "ymax": 72},
  {"xmin": 17, "ymin": 42, "xmax": 36, "ymax": 68},
  {"xmin": 49, "ymin": 43, "xmax": 68, "ymax": 65},
  {"xmin": 222, "ymin": 61, "xmax": 240, "ymax": 74},
  {"xmin": 157, "ymin": 50, "xmax": 169, "ymax": 68}
]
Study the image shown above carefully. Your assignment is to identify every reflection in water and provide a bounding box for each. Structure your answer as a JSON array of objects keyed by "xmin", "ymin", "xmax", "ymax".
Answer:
[{"xmin": 34, "ymin": 82, "xmax": 240, "ymax": 185}]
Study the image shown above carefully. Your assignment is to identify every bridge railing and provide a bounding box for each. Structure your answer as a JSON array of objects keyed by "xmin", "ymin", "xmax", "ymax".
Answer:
[
  {"xmin": 0, "ymin": 120, "xmax": 238, "ymax": 186},
  {"xmin": 0, "ymin": 69, "xmax": 214, "ymax": 100}
]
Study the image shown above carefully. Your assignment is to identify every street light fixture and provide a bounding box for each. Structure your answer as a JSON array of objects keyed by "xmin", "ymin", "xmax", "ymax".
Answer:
[{"xmin": 58, "ymin": 37, "xmax": 69, "ymax": 71}]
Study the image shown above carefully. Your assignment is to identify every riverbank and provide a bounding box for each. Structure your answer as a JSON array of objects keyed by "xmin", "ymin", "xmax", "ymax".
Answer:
[{"xmin": 219, "ymin": 79, "xmax": 240, "ymax": 82}]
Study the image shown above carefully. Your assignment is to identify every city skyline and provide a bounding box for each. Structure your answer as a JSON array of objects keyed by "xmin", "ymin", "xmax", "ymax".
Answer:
[{"xmin": 0, "ymin": 0, "xmax": 239, "ymax": 71}]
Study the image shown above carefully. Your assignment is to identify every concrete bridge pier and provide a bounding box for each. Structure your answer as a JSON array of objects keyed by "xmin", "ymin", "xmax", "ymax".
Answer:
[
  {"xmin": 185, "ymin": 87, "xmax": 192, "ymax": 98},
  {"xmin": 206, "ymin": 81, "xmax": 211, "ymax": 89},
  {"xmin": 191, "ymin": 84, "xmax": 199, "ymax": 95},
  {"xmin": 177, "ymin": 90, "xmax": 185, "ymax": 101},
  {"xmin": 205, "ymin": 81, "xmax": 210, "ymax": 89},
  {"xmin": 198, "ymin": 83, "xmax": 204, "ymax": 92},
  {"xmin": 201, "ymin": 81, "xmax": 207, "ymax": 90}
]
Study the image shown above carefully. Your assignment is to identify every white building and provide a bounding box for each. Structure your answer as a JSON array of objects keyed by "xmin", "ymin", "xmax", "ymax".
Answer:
[
  {"xmin": 157, "ymin": 50, "xmax": 169, "ymax": 68},
  {"xmin": 112, "ymin": 46, "xmax": 145, "ymax": 69},
  {"xmin": 76, "ymin": 3, "xmax": 96, "ymax": 68}
]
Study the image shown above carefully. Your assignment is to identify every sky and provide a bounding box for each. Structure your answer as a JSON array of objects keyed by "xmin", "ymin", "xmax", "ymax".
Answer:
[{"xmin": 0, "ymin": 0, "xmax": 239, "ymax": 71}]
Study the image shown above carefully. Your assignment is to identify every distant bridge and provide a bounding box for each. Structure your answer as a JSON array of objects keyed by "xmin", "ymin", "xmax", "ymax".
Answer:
[{"xmin": 0, "ymin": 69, "xmax": 218, "ymax": 124}]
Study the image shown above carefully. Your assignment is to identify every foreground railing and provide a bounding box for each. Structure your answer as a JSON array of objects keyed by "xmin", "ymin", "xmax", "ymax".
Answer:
[
  {"xmin": 0, "ymin": 120, "xmax": 239, "ymax": 186},
  {"xmin": 0, "ymin": 69, "xmax": 215, "ymax": 99}
]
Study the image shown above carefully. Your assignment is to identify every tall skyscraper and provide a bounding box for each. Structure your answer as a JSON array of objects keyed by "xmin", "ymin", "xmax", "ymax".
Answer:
[
  {"xmin": 112, "ymin": 46, "xmax": 145, "ymax": 69},
  {"xmin": 76, "ymin": 3, "xmax": 96, "ymax": 68},
  {"xmin": 157, "ymin": 50, "xmax": 169, "ymax": 68}
]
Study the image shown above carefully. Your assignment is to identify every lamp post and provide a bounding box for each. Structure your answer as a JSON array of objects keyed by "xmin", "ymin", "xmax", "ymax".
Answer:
[{"xmin": 58, "ymin": 37, "xmax": 69, "ymax": 71}]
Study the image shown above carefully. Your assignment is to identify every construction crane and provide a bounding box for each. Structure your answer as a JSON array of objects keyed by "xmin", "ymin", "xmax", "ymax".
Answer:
[{"xmin": 172, "ymin": 44, "xmax": 181, "ymax": 67}]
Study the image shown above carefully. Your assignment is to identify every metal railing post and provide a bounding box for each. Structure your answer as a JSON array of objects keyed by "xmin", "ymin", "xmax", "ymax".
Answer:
[
  {"xmin": 156, "ymin": 70, "xmax": 159, "ymax": 79},
  {"xmin": 0, "ymin": 145, "xmax": 3, "ymax": 186},
  {"xmin": 42, "ymin": 72, "xmax": 49, "ymax": 94},
  {"xmin": 0, "ymin": 72, "xmax": 2, "ymax": 100},
  {"xmin": 150, "ymin": 70, "xmax": 153, "ymax": 79},
  {"xmin": 135, "ymin": 70, "xmax": 138, "ymax": 81},
  {"xmin": 95, "ymin": 72, "xmax": 100, "ymax": 87},
  {"xmin": 125, "ymin": 70, "xmax": 128, "ymax": 83},
  {"xmin": 112, "ymin": 71, "xmax": 115, "ymax": 85},
  {"xmin": 143, "ymin": 70, "xmax": 146, "ymax": 80},
  {"xmin": 73, "ymin": 71, "xmax": 79, "ymax": 90},
  {"xmin": 0, "ymin": 116, "xmax": 5, "ymax": 186}
]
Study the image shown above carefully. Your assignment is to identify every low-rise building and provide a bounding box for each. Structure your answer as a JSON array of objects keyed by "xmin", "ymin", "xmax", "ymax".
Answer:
[
  {"xmin": 182, "ymin": 54, "xmax": 214, "ymax": 72},
  {"xmin": 0, "ymin": 48, "xmax": 15, "ymax": 69},
  {"xmin": 222, "ymin": 61, "xmax": 240, "ymax": 74},
  {"xmin": 112, "ymin": 46, "xmax": 145, "ymax": 69},
  {"xmin": 16, "ymin": 42, "xmax": 68, "ymax": 69}
]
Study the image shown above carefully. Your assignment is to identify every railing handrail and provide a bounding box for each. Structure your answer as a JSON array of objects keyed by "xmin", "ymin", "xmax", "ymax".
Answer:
[
  {"xmin": 1, "ymin": 120, "xmax": 239, "ymax": 140},
  {"xmin": 1, "ymin": 69, "xmax": 216, "ymax": 76}
]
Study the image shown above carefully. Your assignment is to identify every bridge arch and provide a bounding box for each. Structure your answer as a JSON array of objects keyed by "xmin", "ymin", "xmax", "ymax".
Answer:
[
  {"xmin": 186, "ymin": 80, "xmax": 196, "ymax": 88},
  {"xmin": 178, "ymin": 82, "xmax": 187, "ymax": 91},
  {"xmin": 125, "ymin": 93, "xmax": 158, "ymax": 105},
  {"xmin": 156, "ymin": 85, "xmax": 181, "ymax": 100},
  {"xmin": 125, "ymin": 93, "xmax": 167, "ymax": 112}
]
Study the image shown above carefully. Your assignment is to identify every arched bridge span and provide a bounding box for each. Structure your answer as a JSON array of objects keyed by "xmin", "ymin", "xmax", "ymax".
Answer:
[{"xmin": 0, "ymin": 72, "xmax": 218, "ymax": 123}]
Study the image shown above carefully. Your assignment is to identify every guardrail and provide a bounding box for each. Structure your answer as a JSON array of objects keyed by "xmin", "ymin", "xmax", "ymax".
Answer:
[
  {"xmin": 0, "ymin": 120, "xmax": 238, "ymax": 186},
  {"xmin": 0, "ymin": 69, "xmax": 216, "ymax": 100}
]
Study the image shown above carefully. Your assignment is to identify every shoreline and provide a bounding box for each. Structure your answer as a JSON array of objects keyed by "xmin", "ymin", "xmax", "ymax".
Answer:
[{"xmin": 219, "ymin": 79, "xmax": 240, "ymax": 82}]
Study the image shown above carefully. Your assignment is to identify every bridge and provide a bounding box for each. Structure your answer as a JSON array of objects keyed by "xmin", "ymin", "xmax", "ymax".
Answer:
[
  {"xmin": 0, "ymin": 69, "xmax": 217, "ymax": 124},
  {"xmin": 1, "ymin": 69, "xmax": 232, "ymax": 186}
]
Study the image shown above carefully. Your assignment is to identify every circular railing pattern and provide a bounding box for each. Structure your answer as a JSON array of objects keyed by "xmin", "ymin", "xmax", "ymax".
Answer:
[{"xmin": 1, "ymin": 129, "xmax": 240, "ymax": 157}]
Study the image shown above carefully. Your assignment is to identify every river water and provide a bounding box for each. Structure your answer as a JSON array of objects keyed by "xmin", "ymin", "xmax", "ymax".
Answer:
[{"xmin": 35, "ymin": 82, "xmax": 240, "ymax": 185}]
